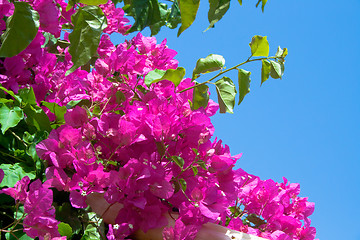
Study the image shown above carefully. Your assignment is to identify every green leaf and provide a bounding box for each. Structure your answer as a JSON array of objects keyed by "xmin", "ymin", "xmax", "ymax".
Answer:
[
  {"xmin": 237, "ymin": 69, "xmax": 251, "ymax": 105},
  {"xmin": 255, "ymin": 0, "xmax": 267, "ymax": 12},
  {"xmin": 205, "ymin": 0, "xmax": 230, "ymax": 31},
  {"xmin": 66, "ymin": 6, "xmax": 107, "ymax": 76},
  {"xmin": 92, "ymin": 105, "xmax": 101, "ymax": 115},
  {"xmin": 177, "ymin": 0, "xmax": 200, "ymax": 36},
  {"xmin": 191, "ymin": 166, "xmax": 198, "ymax": 176},
  {"xmin": 55, "ymin": 203, "xmax": 82, "ymax": 235},
  {"xmin": 0, "ymin": 86, "xmax": 22, "ymax": 103},
  {"xmin": 41, "ymin": 32, "xmax": 58, "ymax": 48},
  {"xmin": 249, "ymin": 35, "xmax": 269, "ymax": 57},
  {"xmin": 275, "ymin": 46, "xmax": 283, "ymax": 58},
  {"xmin": 115, "ymin": 91, "xmax": 126, "ymax": 104},
  {"xmin": 66, "ymin": 99, "xmax": 91, "ymax": 109},
  {"xmin": 158, "ymin": 67, "xmax": 186, "ymax": 87},
  {"xmin": 192, "ymin": 54, "xmax": 225, "ymax": 79},
  {"xmin": 261, "ymin": 59, "xmax": 271, "ymax": 85},
  {"xmin": 282, "ymin": 48, "xmax": 288, "ymax": 58},
  {"xmin": 18, "ymin": 87, "xmax": 37, "ymax": 105},
  {"xmin": 146, "ymin": 67, "xmax": 186, "ymax": 87},
  {"xmin": 197, "ymin": 160, "xmax": 207, "ymax": 170},
  {"xmin": 270, "ymin": 60, "xmax": 284, "ymax": 79},
  {"xmin": 18, "ymin": 88, "xmax": 52, "ymax": 132},
  {"xmin": 179, "ymin": 178, "xmax": 187, "ymax": 191},
  {"xmin": 0, "ymin": 98, "xmax": 13, "ymax": 104},
  {"xmin": 166, "ymin": 1, "xmax": 181, "ymax": 29},
  {"xmin": 66, "ymin": 0, "xmax": 76, "ymax": 12},
  {"xmin": 172, "ymin": 156, "xmax": 184, "ymax": 169},
  {"xmin": 261, "ymin": 0, "xmax": 267, "ymax": 12},
  {"xmin": 192, "ymin": 84, "xmax": 209, "ymax": 110},
  {"xmin": 215, "ymin": 77, "xmax": 237, "ymax": 113},
  {"xmin": 238, "ymin": 0, "xmax": 242, "ymax": 5},
  {"xmin": 79, "ymin": 0, "xmax": 108, "ymax": 5},
  {"xmin": 58, "ymin": 222, "xmax": 73, "ymax": 237},
  {"xmin": 149, "ymin": 3, "xmax": 170, "ymax": 36},
  {"xmin": 42, "ymin": 101, "xmax": 67, "ymax": 128},
  {"xmin": 275, "ymin": 46, "xmax": 288, "ymax": 60},
  {"xmin": 0, "ymin": 163, "xmax": 36, "ymax": 188},
  {"xmin": 0, "ymin": 105, "xmax": 24, "ymax": 133},
  {"xmin": 144, "ymin": 69, "xmax": 166, "ymax": 87},
  {"xmin": 0, "ymin": 2, "xmax": 40, "ymax": 57},
  {"xmin": 81, "ymin": 224, "xmax": 100, "ymax": 240},
  {"xmin": 126, "ymin": 0, "xmax": 162, "ymax": 33},
  {"xmin": 22, "ymin": 104, "xmax": 51, "ymax": 133}
]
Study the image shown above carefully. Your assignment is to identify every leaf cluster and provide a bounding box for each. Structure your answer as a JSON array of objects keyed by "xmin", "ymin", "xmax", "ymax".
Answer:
[
  {"xmin": 120, "ymin": 0, "xmax": 268, "ymax": 36},
  {"xmin": 146, "ymin": 35, "xmax": 288, "ymax": 114}
]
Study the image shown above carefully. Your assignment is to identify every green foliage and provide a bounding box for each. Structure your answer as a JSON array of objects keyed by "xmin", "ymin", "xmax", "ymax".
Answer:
[
  {"xmin": 67, "ymin": 6, "xmax": 108, "ymax": 75},
  {"xmin": 0, "ymin": 163, "xmax": 36, "ymax": 188},
  {"xmin": 81, "ymin": 224, "xmax": 101, "ymax": 240},
  {"xmin": 79, "ymin": 0, "xmax": 108, "ymax": 5},
  {"xmin": 192, "ymin": 54, "xmax": 225, "ymax": 79},
  {"xmin": 145, "ymin": 67, "xmax": 186, "ymax": 87},
  {"xmin": 192, "ymin": 84, "xmax": 209, "ymax": 110},
  {"xmin": 172, "ymin": 155, "xmax": 185, "ymax": 169},
  {"xmin": 275, "ymin": 46, "xmax": 288, "ymax": 58},
  {"xmin": 177, "ymin": 0, "xmax": 200, "ymax": 36},
  {"xmin": 23, "ymin": 104, "xmax": 51, "ymax": 133},
  {"xmin": 66, "ymin": 99, "xmax": 91, "ymax": 109},
  {"xmin": 123, "ymin": 0, "xmax": 269, "ymax": 36},
  {"xmin": 191, "ymin": 166, "xmax": 198, "ymax": 176},
  {"xmin": 55, "ymin": 202, "xmax": 83, "ymax": 235},
  {"xmin": 181, "ymin": 36, "xmax": 287, "ymax": 113},
  {"xmin": 17, "ymin": 88, "xmax": 51, "ymax": 133},
  {"xmin": 124, "ymin": 0, "xmax": 181, "ymax": 35},
  {"xmin": 206, "ymin": 0, "xmax": 230, "ymax": 31},
  {"xmin": 42, "ymin": 102, "xmax": 67, "ymax": 128},
  {"xmin": 0, "ymin": 2, "xmax": 40, "ymax": 57},
  {"xmin": 126, "ymin": 0, "xmax": 161, "ymax": 33},
  {"xmin": 269, "ymin": 61, "xmax": 284, "ymax": 79},
  {"xmin": 249, "ymin": 35, "xmax": 269, "ymax": 57},
  {"xmin": 0, "ymin": 105, "xmax": 24, "ymax": 134},
  {"xmin": 58, "ymin": 222, "xmax": 73, "ymax": 237},
  {"xmin": 145, "ymin": 69, "xmax": 166, "ymax": 87},
  {"xmin": 157, "ymin": 67, "xmax": 186, "ymax": 87},
  {"xmin": 215, "ymin": 77, "xmax": 237, "ymax": 113},
  {"xmin": 179, "ymin": 178, "xmax": 187, "ymax": 191},
  {"xmin": 261, "ymin": 59, "xmax": 271, "ymax": 85},
  {"xmin": 255, "ymin": 0, "xmax": 268, "ymax": 12},
  {"xmin": 167, "ymin": 1, "xmax": 182, "ymax": 29},
  {"xmin": 237, "ymin": 69, "xmax": 251, "ymax": 105}
]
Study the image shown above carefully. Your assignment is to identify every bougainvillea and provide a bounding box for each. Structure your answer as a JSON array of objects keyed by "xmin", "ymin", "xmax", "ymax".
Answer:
[{"xmin": 0, "ymin": 0, "xmax": 316, "ymax": 239}]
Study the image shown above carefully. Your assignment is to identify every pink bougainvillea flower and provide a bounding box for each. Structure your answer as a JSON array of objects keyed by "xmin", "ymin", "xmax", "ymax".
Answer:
[
  {"xmin": 1, "ymin": 176, "xmax": 30, "ymax": 203},
  {"xmin": 163, "ymin": 218, "xmax": 199, "ymax": 240},
  {"xmin": 64, "ymin": 105, "xmax": 89, "ymax": 128},
  {"xmin": 33, "ymin": 0, "xmax": 61, "ymax": 37},
  {"xmin": 23, "ymin": 180, "xmax": 60, "ymax": 240}
]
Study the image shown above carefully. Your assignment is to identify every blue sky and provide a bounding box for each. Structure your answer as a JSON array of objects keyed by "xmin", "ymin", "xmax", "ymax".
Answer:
[{"xmin": 115, "ymin": 1, "xmax": 360, "ymax": 239}]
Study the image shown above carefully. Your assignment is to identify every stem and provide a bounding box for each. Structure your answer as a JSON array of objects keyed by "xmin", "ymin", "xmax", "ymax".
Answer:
[
  {"xmin": 99, "ymin": 96, "xmax": 112, "ymax": 116},
  {"xmin": 0, "ymin": 150, "xmax": 24, "ymax": 163},
  {"xmin": 177, "ymin": 56, "xmax": 279, "ymax": 94},
  {"xmin": 107, "ymin": 143, "xmax": 123, "ymax": 163},
  {"xmin": 57, "ymin": 40, "xmax": 70, "ymax": 45},
  {"xmin": 9, "ymin": 130, "xmax": 28, "ymax": 148}
]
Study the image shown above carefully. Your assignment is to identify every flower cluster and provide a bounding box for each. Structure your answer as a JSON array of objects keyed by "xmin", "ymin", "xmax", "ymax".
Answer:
[
  {"xmin": 0, "ymin": 0, "xmax": 317, "ymax": 239},
  {"xmin": 1, "ymin": 177, "xmax": 64, "ymax": 239}
]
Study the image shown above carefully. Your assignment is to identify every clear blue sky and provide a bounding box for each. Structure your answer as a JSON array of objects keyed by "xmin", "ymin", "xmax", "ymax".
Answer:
[{"xmin": 115, "ymin": 1, "xmax": 360, "ymax": 239}]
